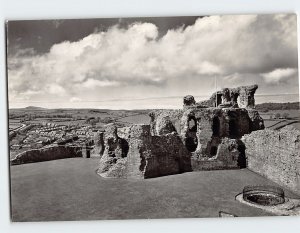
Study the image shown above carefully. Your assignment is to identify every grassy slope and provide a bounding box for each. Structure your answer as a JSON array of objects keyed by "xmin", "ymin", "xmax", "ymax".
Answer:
[{"xmin": 10, "ymin": 158, "xmax": 299, "ymax": 222}]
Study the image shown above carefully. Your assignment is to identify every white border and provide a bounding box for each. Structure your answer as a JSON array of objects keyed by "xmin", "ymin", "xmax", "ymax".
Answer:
[{"xmin": 1, "ymin": 1, "xmax": 300, "ymax": 232}]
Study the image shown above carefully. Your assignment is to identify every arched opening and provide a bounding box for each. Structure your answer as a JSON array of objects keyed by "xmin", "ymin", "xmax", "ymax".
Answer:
[
  {"xmin": 185, "ymin": 137, "xmax": 198, "ymax": 152},
  {"xmin": 120, "ymin": 138, "xmax": 129, "ymax": 158},
  {"xmin": 212, "ymin": 116, "xmax": 220, "ymax": 136},
  {"xmin": 229, "ymin": 119, "xmax": 239, "ymax": 138},
  {"xmin": 86, "ymin": 149, "xmax": 90, "ymax": 158},
  {"xmin": 232, "ymin": 93, "xmax": 239, "ymax": 107},
  {"xmin": 237, "ymin": 141, "xmax": 247, "ymax": 168},
  {"xmin": 210, "ymin": 146, "xmax": 218, "ymax": 156},
  {"xmin": 185, "ymin": 116, "xmax": 198, "ymax": 152},
  {"xmin": 188, "ymin": 117, "xmax": 197, "ymax": 132},
  {"xmin": 216, "ymin": 94, "xmax": 222, "ymax": 107}
]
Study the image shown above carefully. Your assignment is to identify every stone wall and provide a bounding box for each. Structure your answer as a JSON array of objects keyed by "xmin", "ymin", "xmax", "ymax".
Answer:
[
  {"xmin": 11, "ymin": 146, "xmax": 82, "ymax": 165},
  {"xmin": 191, "ymin": 138, "xmax": 246, "ymax": 171},
  {"xmin": 97, "ymin": 124, "xmax": 129, "ymax": 178},
  {"xmin": 126, "ymin": 125, "xmax": 192, "ymax": 179},
  {"xmin": 242, "ymin": 126, "xmax": 300, "ymax": 195},
  {"xmin": 149, "ymin": 109, "xmax": 183, "ymax": 135},
  {"xmin": 97, "ymin": 124, "xmax": 192, "ymax": 179}
]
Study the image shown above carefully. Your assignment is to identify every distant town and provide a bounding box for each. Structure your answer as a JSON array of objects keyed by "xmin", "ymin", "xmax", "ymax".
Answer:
[{"xmin": 8, "ymin": 107, "xmax": 151, "ymax": 159}]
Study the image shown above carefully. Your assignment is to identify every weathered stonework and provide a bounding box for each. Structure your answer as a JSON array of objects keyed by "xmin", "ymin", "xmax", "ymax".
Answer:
[
  {"xmin": 98, "ymin": 84, "xmax": 265, "ymax": 179},
  {"xmin": 11, "ymin": 146, "xmax": 82, "ymax": 165},
  {"xmin": 196, "ymin": 84, "xmax": 258, "ymax": 109},
  {"xmin": 242, "ymin": 126, "xmax": 300, "ymax": 195},
  {"xmin": 97, "ymin": 124, "xmax": 129, "ymax": 178},
  {"xmin": 126, "ymin": 124, "xmax": 192, "ymax": 179}
]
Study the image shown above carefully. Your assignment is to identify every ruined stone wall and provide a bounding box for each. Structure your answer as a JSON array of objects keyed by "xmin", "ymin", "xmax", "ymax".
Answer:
[
  {"xmin": 98, "ymin": 124, "xmax": 192, "ymax": 179},
  {"xmin": 149, "ymin": 110, "xmax": 183, "ymax": 135},
  {"xmin": 97, "ymin": 124, "xmax": 128, "ymax": 178},
  {"xmin": 11, "ymin": 146, "xmax": 82, "ymax": 165},
  {"xmin": 242, "ymin": 126, "xmax": 300, "ymax": 195},
  {"xmin": 97, "ymin": 84, "xmax": 265, "ymax": 179},
  {"xmin": 126, "ymin": 124, "xmax": 152, "ymax": 178},
  {"xmin": 180, "ymin": 107, "xmax": 262, "ymax": 156},
  {"xmin": 196, "ymin": 84, "xmax": 258, "ymax": 109},
  {"xmin": 147, "ymin": 106, "xmax": 263, "ymax": 172},
  {"xmin": 126, "ymin": 124, "xmax": 192, "ymax": 179},
  {"xmin": 191, "ymin": 138, "xmax": 244, "ymax": 170}
]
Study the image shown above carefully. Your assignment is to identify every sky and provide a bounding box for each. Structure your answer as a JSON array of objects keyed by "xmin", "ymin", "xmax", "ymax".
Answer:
[{"xmin": 6, "ymin": 14, "xmax": 299, "ymax": 109}]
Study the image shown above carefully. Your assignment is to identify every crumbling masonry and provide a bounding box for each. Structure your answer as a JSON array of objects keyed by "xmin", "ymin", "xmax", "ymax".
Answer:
[{"xmin": 97, "ymin": 84, "xmax": 265, "ymax": 179}]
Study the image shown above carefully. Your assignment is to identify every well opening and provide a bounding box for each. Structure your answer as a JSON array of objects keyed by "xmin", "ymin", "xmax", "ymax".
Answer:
[{"xmin": 242, "ymin": 185, "xmax": 285, "ymax": 206}]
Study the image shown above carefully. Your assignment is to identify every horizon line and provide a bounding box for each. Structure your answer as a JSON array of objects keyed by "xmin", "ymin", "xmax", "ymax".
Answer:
[{"xmin": 9, "ymin": 93, "xmax": 300, "ymax": 104}]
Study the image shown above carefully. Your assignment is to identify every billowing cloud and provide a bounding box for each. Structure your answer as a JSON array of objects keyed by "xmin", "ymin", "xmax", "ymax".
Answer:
[
  {"xmin": 261, "ymin": 68, "xmax": 297, "ymax": 84},
  {"xmin": 7, "ymin": 14, "xmax": 298, "ymax": 108}
]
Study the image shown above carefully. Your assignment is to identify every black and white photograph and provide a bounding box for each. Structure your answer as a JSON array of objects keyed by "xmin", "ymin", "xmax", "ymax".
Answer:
[{"xmin": 6, "ymin": 13, "xmax": 300, "ymax": 222}]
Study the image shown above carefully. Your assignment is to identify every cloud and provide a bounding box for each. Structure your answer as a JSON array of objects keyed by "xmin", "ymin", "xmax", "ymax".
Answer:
[
  {"xmin": 47, "ymin": 83, "xmax": 66, "ymax": 95},
  {"xmin": 7, "ymin": 14, "xmax": 298, "ymax": 107},
  {"xmin": 70, "ymin": 97, "xmax": 82, "ymax": 102},
  {"xmin": 82, "ymin": 79, "xmax": 120, "ymax": 88},
  {"xmin": 261, "ymin": 68, "xmax": 297, "ymax": 84}
]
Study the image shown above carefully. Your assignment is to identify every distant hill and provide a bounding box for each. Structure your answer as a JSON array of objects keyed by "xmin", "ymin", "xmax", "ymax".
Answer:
[{"xmin": 256, "ymin": 102, "xmax": 300, "ymax": 111}]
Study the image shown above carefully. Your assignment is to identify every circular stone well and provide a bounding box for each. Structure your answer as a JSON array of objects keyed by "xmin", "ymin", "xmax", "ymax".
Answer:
[{"xmin": 242, "ymin": 185, "xmax": 285, "ymax": 206}]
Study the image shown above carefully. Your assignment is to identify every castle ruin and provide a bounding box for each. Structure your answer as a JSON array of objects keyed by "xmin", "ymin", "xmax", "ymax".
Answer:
[{"xmin": 96, "ymin": 84, "xmax": 265, "ymax": 179}]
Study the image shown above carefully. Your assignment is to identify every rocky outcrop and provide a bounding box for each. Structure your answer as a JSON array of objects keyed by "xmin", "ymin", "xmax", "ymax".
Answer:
[
  {"xmin": 11, "ymin": 146, "xmax": 82, "ymax": 165},
  {"xmin": 242, "ymin": 126, "xmax": 300, "ymax": 195}
]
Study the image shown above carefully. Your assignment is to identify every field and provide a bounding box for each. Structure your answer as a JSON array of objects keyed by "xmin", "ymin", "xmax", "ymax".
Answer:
[
  {"xmin": 258, "ymin": 109, "xmax": 300, "ymax": 130},
  {"xmin": 8, "ymin": 119, "xmax": 22, "ymax": 130},
  {"xmin": 10, "ymin": 158, "xmax": 300, "ymax": 221},
  {"xmin": 9, "ymin": 107, "xmax": 152, "ymax": 130},
  {"xmin": 117, "ymin": 114, "xmax": 151, "ymax": 124}
]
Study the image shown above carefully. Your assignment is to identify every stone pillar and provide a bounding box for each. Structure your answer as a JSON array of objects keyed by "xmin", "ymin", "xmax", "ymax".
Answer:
[
  {"xmin": 103, "ymin": 124, "xmax": 123, "ymax": 158},
  {"xmin": 126, "ymin": 124, "xmax": 152, "ymax": 178}
]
